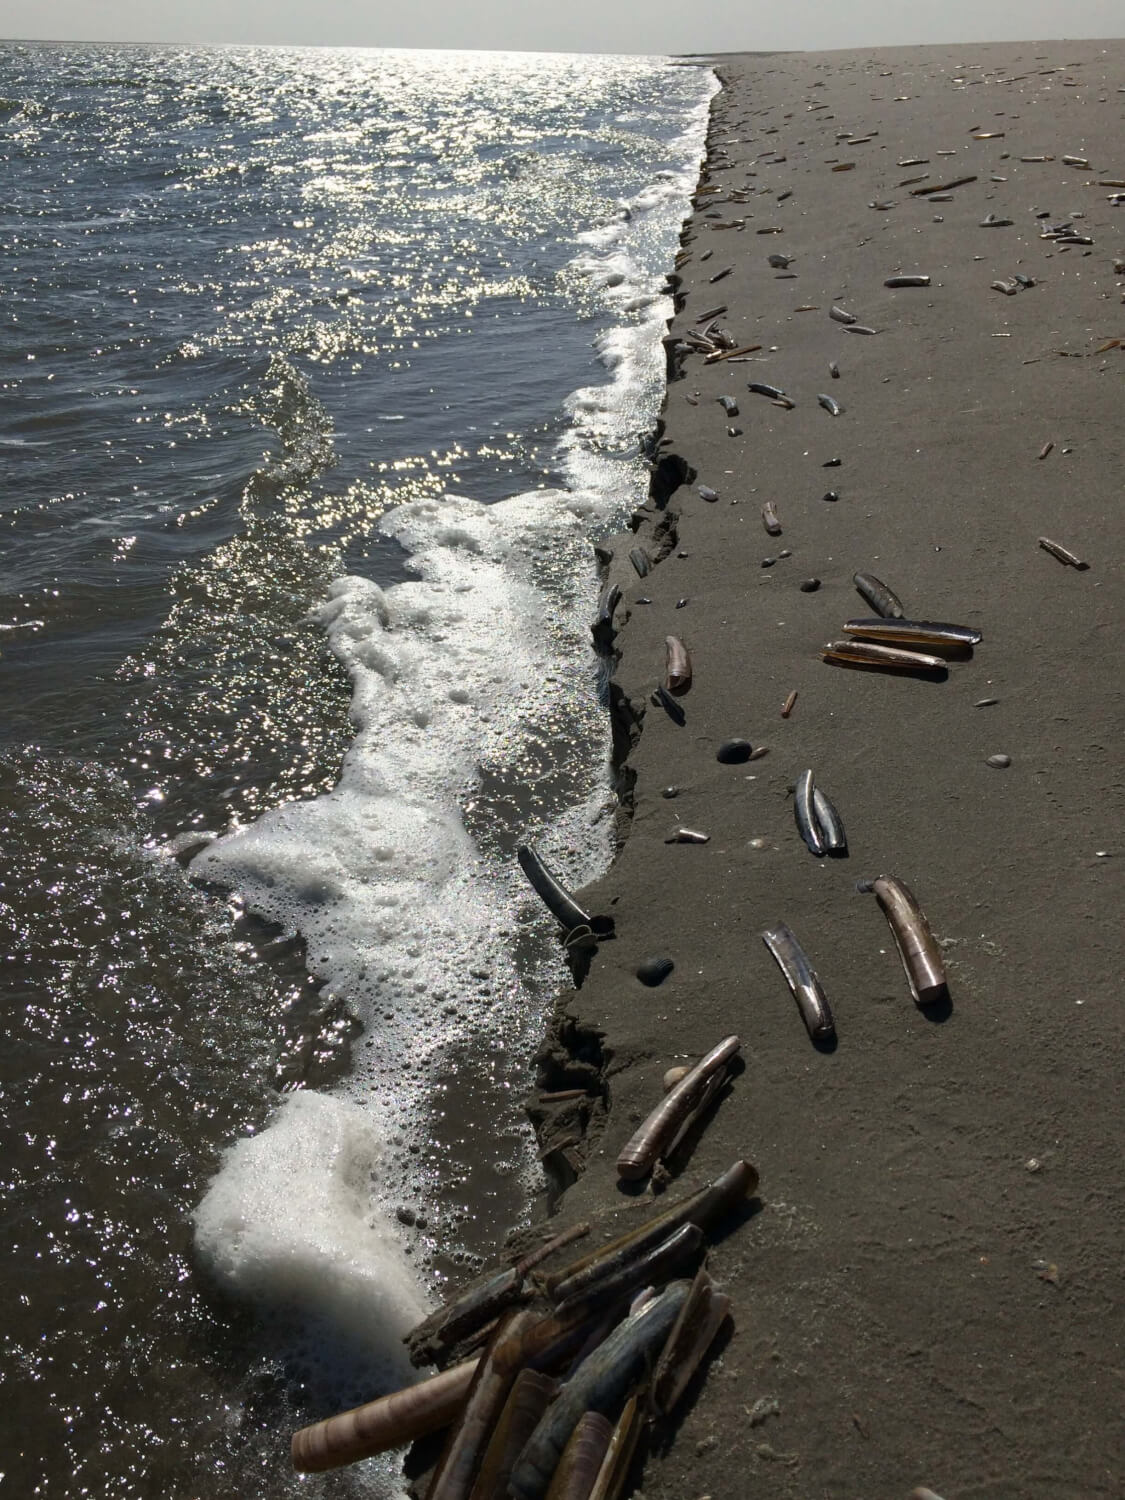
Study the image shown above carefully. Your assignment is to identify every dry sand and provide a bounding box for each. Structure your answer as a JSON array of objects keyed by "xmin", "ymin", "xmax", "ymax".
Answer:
[{"xmin": 528, "ymin": 39, "xmax": 1124, "ymax": 1500}]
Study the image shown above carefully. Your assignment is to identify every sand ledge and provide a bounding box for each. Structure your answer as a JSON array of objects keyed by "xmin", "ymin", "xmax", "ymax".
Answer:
[{"xmin": 517, "ymin": 38, "xmax": 1123, "ymax": 1500}]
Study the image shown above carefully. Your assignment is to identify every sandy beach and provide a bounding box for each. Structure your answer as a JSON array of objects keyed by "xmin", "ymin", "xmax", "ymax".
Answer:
[{"xmin": 525, "ymin": 39, "xmax": 1124, "ymax": 1500}]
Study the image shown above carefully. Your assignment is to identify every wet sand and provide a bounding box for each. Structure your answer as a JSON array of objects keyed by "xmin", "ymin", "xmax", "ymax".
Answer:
[{"xmin": 529, "ymin": 40, "xmax": 1124, "ymax": 1500}]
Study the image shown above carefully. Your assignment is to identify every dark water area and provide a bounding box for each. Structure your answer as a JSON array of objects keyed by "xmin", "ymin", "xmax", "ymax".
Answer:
[{"xmin": 0, "ymin": 41, "xmax": 711, "ymax": 1495}]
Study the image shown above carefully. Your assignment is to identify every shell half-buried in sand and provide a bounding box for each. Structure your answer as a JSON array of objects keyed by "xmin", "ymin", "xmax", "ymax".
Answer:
[{"xmin": 664, "ymin": 635, "xmax": 692, "ymax": 694}]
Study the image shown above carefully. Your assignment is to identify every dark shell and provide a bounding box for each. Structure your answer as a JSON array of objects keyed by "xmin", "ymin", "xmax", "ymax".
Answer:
[
  {"xmin": 799, "ymin": 578, "xmax": 821, "ymax": 593},
  {"xmin": 636, "ymin": 956, "xmax": 674, "ymax": 987},
  {"xmin": 716, "ymin": 739, "xmax": 753, "ymax": 764}
]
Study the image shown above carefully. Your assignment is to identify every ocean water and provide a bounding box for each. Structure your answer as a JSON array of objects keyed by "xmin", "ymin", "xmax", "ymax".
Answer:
[{"xmin": 0, "ymin": 42, "xmax": 713, "ymax": 1496}]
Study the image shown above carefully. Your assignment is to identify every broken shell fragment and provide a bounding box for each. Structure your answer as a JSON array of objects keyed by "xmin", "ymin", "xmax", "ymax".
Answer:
[
  {"xmin": 665, "ymin": 827, "xmax": 710, "ymax": 843},
  {"xmin": 884, "ymin": 274, "xmax": 931, "ymax": 287},
  {"xmin": 853, "ymin": 571, "xmax": 905, "ymax": 618},
  {"xmin": 1038, "ymin": 536, "xmax": 1089, "ymax": 569},
  {"xmin": 762, "ymin": 500, "xmax": 783, "ymax": 535},
  {"xmin": 665, "ymin": 635, "xmax": 692, "ymax": 694}
]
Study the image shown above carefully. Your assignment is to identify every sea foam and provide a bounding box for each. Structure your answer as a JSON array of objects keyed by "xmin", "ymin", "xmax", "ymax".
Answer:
[{"xmin": 192, "ymin": 61, "xmax": 718, "ymax": 1378}]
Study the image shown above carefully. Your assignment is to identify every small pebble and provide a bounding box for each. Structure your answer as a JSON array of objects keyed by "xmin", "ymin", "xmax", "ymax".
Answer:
[
  {"xmin": 823, "ymin": 457, "xmax": 842, "ymax": 467},
  {"xmin": 717, "ymin": 739, "xmax": 754, "ymax": 764},
  {"xmin": 761, "ymin": 556, "xmax": 777, "ymax": 568},
  {"xmin": 698, "ymin": 486, "xmax": 719, "ymax": 502},
  {"xmin": 799, "ymin": 578, "xmax": 821, "ymax": 592},
  {"xmin": 986, "ymin": 753, "xmax": 1011, "ymax": 768},
  {"xmin": 748, "ymin": 836, "xmax": 768, "ymax": 849},
  {"xmin": 660, "ymin": 786, "xmax": 681, "ymax": 799},
  {"xmin": 396, "ymin": 1206, "xmax": 417, "ymax": 1227},
  {"xmin": 748, "ymin": 745, "xmax": 770, "ymax": 760},
  {"xmin": 778, "ymin": 548, "xmax": 792, "ymax": 558},
  {"xmin": 822, "ymin": 490, "xmax": 839, "ymax": 502},
  {"xmin": 636, "ymin": 955, "xmax": 674, "ymax": 987}
]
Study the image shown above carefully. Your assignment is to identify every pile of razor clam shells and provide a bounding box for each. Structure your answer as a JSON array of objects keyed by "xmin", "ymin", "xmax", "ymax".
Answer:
[{"xmin": 291, "ymin": 1155, "xmax": 758, "ymax": 1498}]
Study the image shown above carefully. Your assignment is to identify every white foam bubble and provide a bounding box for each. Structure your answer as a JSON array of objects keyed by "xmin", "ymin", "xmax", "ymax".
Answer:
[
  {"xmin": 191, "ymin": 63, "xmax": 717, "ymax": 1339},
  {"xmin": 193, "ymin": 1091, "xmax": 427, "ymax": 1394}
]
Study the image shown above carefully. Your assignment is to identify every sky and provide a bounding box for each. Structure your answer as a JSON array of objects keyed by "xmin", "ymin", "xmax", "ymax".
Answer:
[{"xmin": 0, "ymin": 0, "xmax": 1120, "ymax": 53}]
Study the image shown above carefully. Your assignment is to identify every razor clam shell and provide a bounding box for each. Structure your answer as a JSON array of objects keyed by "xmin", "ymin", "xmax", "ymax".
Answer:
[
  {"xmin": 761, "ymin": 922, "xmax": 837, "ymax": 1041},
  {"xmin": 665, "ymin": 635, "xmax": 692, "ymax": 694},
  {"xmin": 594, "ymin": 583, "xmax": 621, "ymax": 630},
  {"xmin": 830, "ymin": 304, "xmax": 857, "ymax": 324},
  {"xmin": 291, "ymin": 1356, "xmax": 480, "ymax": 1473},
  {"xmin": 817, "ymin": 392, "xmax": 843, "ymax": 415},
  {"xmin": 544, "ymin": 1411, "xmax": 615, "ymax": 1500},
  {"xmin": 761, "ymin": 500, "xmax": 782, "ymax": 535},
  {"xmin": 546, "ymin": 1159, "xmax": 758, "ymax": 1298},
  {"xmin": 852, "ymin": 571, "xmax": 906, "ymax": 617},
  {"xmin": 665, "ymin": 827, "xmax": 709, "ymax": 844},
  {"xmin": 1038, "ymin": 535, "xmax": 1089, "ymax": 569},
  {"xmin": 811, "ymin": 787, "xmax": 847, "ymax": 854},
  {"xmin": 517, "ymin": 845, "xmax": 591, "ymax": 933},
  {"xmin": 406, "ymin": 1266, "xmax": 522, "ymax": 1360},
  {"xmin": 629, "ymin": 547, "xmax": 651, "ymax": 578},
  {"xmin": 586, "ymin": 1392, "xmax": 644, "ymax": 1500},
  {"xmin": 794, "ymin": 769, "xmax": 825, "ymax": 856},
  {"xmin": 653, "ymin": 684, "xmax": 687, "ymax": 725},
  {"xmin": 822, "ymin": 639, "xmax": 946, "ymax": 672},
  {"xmin": 748, "ymin": 380, "xmax": 786, "ymax": 399},
  {"xmin": 872, "ymin": 875, "xmax": 949, "ymax": 1006},
  {"xmin": 509, "ymin": 1282, "xmax": 691, "ymax": 1500},
  {"xmin": 615, "ymin": 1035, "xmax": 741, "ymax": 1181},
  {"xmin": 842, "ymin": 618, "xmax": 982, "ymax": 648},
  {"xmin": 554, "ymin": 1224, "xmax": 704, "ymax": 1323},
  {"xmin": 427, "ymin": 1307, "xmax": 541, "ymax": 1500},
  {"xmin": 467, "ymin": 1369, "xmax": 558, "ymax": 1500},
  {"xmin": 652, "ymin": 1270, "xmax": 732, "ymax": 1419}
]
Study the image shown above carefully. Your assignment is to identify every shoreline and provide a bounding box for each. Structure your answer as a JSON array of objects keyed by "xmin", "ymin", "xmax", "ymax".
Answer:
[{"xmin": 523, "ymin": 39, "xmax": 1123, "ymax": 1498}]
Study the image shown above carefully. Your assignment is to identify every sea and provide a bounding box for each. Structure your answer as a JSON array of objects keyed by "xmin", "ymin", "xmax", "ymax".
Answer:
[{"xmin": 0, "ymin": 42, "xmax": 715, "ymax": 1497}]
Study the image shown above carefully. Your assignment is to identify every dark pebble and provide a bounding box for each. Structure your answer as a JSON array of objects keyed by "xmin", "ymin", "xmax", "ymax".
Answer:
[
  {"xmin": 822, "ymin": 490, "xmax": 839, "ymax": 502},
  {"xmin": 778, "ymin": 548, "xmax": 792, "ymax": 558},
  {"xmin": 396, "ymin": 1206, "xmax": 417, "ymax": 1227},
  {"xmin": 675, "ymin": 597, "xmax": 689, "ymax": 608},
  {"xmin": 717, "ymin": 739, "xmax": 754, "ymax": 764},
  {"xmin": 823, "ymin": 457, "xmax": 842, "ymax": 467},
  {"xmin": 727, "ymin": 426, "xmax": 743, "ymax": 437},
  {"xmin": 799, "ymin": 578, "xmax": 822, "ymax": 592},
  {"xmin": 761, "ymin": 556, "xmax": 777, "ymax": 568},
  {"xmin": 661, "ymin": 786, "xmax": 681, "ymax": 798},
  {"xmin": 637, "ymin": 956, "xmax": 674, "ymax": 987}
]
